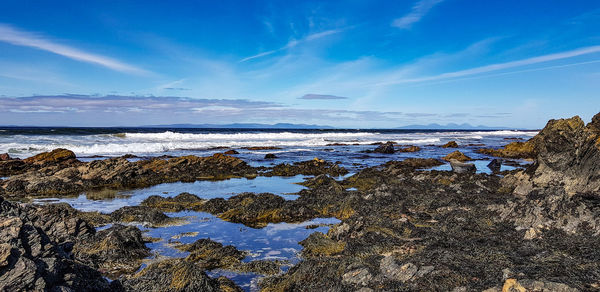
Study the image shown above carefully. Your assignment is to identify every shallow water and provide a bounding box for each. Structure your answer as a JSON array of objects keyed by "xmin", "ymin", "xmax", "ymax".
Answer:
[
  {"xmin": 34, "ymin": 175, "xmax": 307, "ymax": 213},
  {"xmin": 140, "ymin": 211, "xmax": 339, "ymax": 291}
]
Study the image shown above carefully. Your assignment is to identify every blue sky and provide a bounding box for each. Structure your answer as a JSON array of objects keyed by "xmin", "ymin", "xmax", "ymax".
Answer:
[{"xmin": 0, "ymin": 0, "xmax": 599, "ymax": 128}]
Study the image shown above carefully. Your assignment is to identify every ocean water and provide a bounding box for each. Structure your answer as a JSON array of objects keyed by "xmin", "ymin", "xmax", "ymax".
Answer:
[
  {"xmin": 4, "ymin": 127, "xmax": 537, "ymax": 291},
  {"xmin": 0, "ymin": 127, "xmax": 537, "ymax": 172}
]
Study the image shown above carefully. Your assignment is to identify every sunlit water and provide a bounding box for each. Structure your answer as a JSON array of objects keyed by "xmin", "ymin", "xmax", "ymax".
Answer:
[{"xmin": 9, "ymin": 128, "xmax": 539, "ymax": 290}]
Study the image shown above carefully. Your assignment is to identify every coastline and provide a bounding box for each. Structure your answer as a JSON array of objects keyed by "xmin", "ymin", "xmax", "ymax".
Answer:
[{"xmin": 1, "ymin": 113, "xmax": 599, "ymax": 291}]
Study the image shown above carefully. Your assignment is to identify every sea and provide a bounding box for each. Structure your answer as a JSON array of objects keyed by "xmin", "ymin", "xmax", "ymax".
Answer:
[{"xmin": 0, "ymin": 127, "xmax": 538, "ymax": 291}]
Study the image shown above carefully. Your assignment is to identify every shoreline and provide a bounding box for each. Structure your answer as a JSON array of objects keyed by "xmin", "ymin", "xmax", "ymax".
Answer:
[{"xmin": 1, "ymin": 113, "xmax": 599, "ymax": 291}]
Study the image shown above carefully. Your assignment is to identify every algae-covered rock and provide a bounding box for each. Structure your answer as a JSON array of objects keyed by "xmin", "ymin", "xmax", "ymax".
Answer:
[
  {"xmin": 23, "ymin": 148, "xmax": 77, "ymax": 165},
  {"xmin": 398, "ymin": 145, "xmax": 421, "ymax": 152},
  {"xmin": 441, "ymin": 141, "xmax": 459, "ymax": 148},
  {"xmin": 73, "ymin": 224, "xmax": 151, "ymax": 278},
  {"xmin": 141, "ymin": 192, "xmax": 205, "ymax": 212},
  {"xmin": 266, "ymin": 158, "xmax": 348, "ymax": 177},
  {"xmin": 442, "ymin": 150, "xmax": 472, "ymax": 162},
  {"xmin": 121, "ymin": 258, "xmax": 242, "ymax": 292},
  {"xmin": 478, "ymin": 141, "xmax": 537, "ymax": 159}
]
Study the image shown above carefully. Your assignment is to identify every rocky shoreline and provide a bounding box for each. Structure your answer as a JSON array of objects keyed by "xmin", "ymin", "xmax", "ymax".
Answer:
[{"xmin": 1, "ymin": 113, "xmax": 600, "ymax": 291}]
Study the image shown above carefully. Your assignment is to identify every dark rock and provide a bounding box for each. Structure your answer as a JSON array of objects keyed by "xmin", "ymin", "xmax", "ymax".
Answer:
[
  {"xmin": 141, "ymin": 192, "xmax": 205, "ymax": 212},
  {"xmin": 73, "ymin": 224, "xmax": 151, "ymax": 278},
  {"xmin": 223, "ymin": 149, "xmax": 239, "ymax": 155},
  {"xmin": 264, "ymin": 153, "xmax": 277, "ymax": 159},
  {"xmin": 266, "ymin": 158, "xmax": 348, "ymax": 177},
  {"xmin": 487, "ymin": 159, "xmax": 502, "ymax": 172},
  {"xmin": 373, "ymin": 142, "xmax": 395, "ymax": 154},
  {"xmin": 121, "ymin": 258, "xmax": 242, "ymax": 292},
  {"xmin": 449, "ymin": 159, "xmax": 476, "ymax": 173},
  {"xmin": 110, "ymin": 206, "xmax": 175, "ymax": 227},
  {"xmin": 242, "ymin": 146, "xmax": 282, "ymax": 150},
  {"xmin": 0, "ymin": 197, "xmax": 115, "ymax": 291}
]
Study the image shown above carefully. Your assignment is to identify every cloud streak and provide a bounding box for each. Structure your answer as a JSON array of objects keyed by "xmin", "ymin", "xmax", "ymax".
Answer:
[
  {"xmin": 299, "ymin": 94, "xmax": 348, "ymax": 100},
  {"xmin": 0, "ymin": 24, "xmax": 149, "ymax": 75},
  {"xmin": 392, "ymin": 0, "xmax": 444, "ymax": 29},
  {"xmin": 376, "ymin": 45, "xmax": 600, "ymax": 86},
  {"xmin": 0, "ymin": 95, "xmax": 495, "ymax": 127},
  {"xmin": 240, "ymin": 29, "xmax": 344, "ymax": 62}
]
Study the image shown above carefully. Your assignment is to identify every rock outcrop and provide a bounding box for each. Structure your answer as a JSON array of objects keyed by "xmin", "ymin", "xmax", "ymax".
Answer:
[
  {"xmin": 1, "ymin": 152, "xmax": 257, "ymax": 198},
  {"xmin": 0, "ymin": 197, "xmax": 116, "ymax": 291},
  {"xmin": 373, "ymin": 142, "xmax": 395, "ymax": 154}
]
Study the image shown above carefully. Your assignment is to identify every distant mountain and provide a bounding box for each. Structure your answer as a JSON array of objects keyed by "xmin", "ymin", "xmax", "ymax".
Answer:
[
  {"xmin": 140, "ymin": 123, "xmax": 336, "ymax": 129},
  {"xmin": 396, "ymin": 123, "xmax": 507, "ymax": 130}
]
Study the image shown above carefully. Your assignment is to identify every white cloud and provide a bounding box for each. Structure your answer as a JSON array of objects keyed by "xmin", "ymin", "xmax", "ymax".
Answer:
[
  {"xmin": 392, "ymin": 0, "xmax": 444, "ymax": 29},
  {"xmin": 375, "ymin": 45, "xmax": 600, "ymax": 86},
  {"xmin": 240, "ymin": 28, "xmax": 344, "ymax": 62},
  {"xmin": 0, "ymin": 24, "xmax": 150, "ymax": 75}
]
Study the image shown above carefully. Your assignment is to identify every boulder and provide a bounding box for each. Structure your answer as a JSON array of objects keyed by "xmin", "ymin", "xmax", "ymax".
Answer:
[
  {"xmin": 443, "ymin": 150, "xmax": 472, "ymax": 162},
  {"xmin": 449, "ymin": 159, "xmax": 476, "ymax": 173},
  {"xmin": 23, "ymin": 148, "xmax": 77, "ymax": 165},
  {"xmin": 373, "ymin": 142, "xmax": 395, "ymax": 154},
  {"xmin": 223, "ymin": 150, "xmax": 239, "ymax": 155},
  {"xmin": 487, "ymin": 159, "xmax": 502, "ymax": 172},
  {"xmin": 265, "ymin": 153, "xmax": 277, "ymax": 159},
  {"xmin": 0, "ymin": 153, "xmax": 10, "ymax": 161}
]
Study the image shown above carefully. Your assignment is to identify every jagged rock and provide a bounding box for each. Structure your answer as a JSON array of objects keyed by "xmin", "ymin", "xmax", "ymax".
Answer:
[
  {"xmin": 223, "ymin": 149, "xmax": 239, "ymax": 155},
  {"xmin": 0, "ymin": 153, "xmax": 10, "ymax": 161},
  {"xmin": 342, "ymin": 267, "xmax": 372, "ymax": 286},
  {"xmin": 443, "ymin": 150, "xmax": 472, "ymax": 162},
  {"xmin": 483, "ymin": 278, "xmax": 579, "ymax": 292},
  {"xmin": 121, "ymin": 259, "xmax": 242, "ymax": 292},
  {"xmin": 478, "ymin": 141, "xmax": 537, "ymax": 159},
  {"xmin": 201, "ymin": 192, "xmax": 320, "ymax": 228},
  {"xmin": 73, "ymin": 224, "xmax": 151, "ymax": 278},
  {"xmin": 266, "ymin": 158, "xmax": 348, "ymax": 177},
  {"xmin": 449, "ymin": 159, "xmax": 476, "ymax": 173},
  {"xmin": 0, "ymin": 197, "xmax": 115, "ymax": 291},
  {"xmin": 379, "ymin": 256, "xmax": 418, "ymax": 282},
  {"xmin": 441, "ymin": 141, "xmax": 459, "ymax": 148},
  {"xmin": 2, "ymin": 152, "xmax": 257, "ymax": 197},
  {"xmin": 110, "ymin": 206, "xmax": 175, "ymax": 227},
  {"xmin": 487, "ymin": 158, "xmax": 502, "ymax": 172},
  {"xmin": 373, "ymin": 142, "xmax": 395, "ymax": 154},
  {"xmin": 176, "ymin": 238, "xmax": 281, "ymax": 275},
  {"xmin": 264, "ymin": 153, "xmax": 277, "ymax": 159}
]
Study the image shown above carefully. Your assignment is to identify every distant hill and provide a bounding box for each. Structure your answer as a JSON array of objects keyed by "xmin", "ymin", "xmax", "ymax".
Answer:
[
  {"xmin": 396, "ymin": 123, "xmax": 507, "ymax": 130},
  {"xmin": 140, "ymin": 123, "xmax": 336, "ymax": 129}
]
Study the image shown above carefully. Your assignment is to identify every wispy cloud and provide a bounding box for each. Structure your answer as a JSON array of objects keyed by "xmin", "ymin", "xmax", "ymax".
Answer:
[
  {"xmin": 0, "ymin": 95, "xmax": 486, "ymax": 127},
  {"xmin": 392, "ymin": 0, "xmax": 444, "ymax": 29},
  {"xmin": 0, "ymin": 24, "xmax": 150, "ymax": 75},
  {"xmin": 299, "ymin": 94, "xmax": 348, "ymax": 100},
  {"xmin": 376, "ymin": 45, "xmax": 600, "ymax": 86},
  {"xmin": 240, "ymin": 29, "xmax": 344, "ymax": 62}
]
